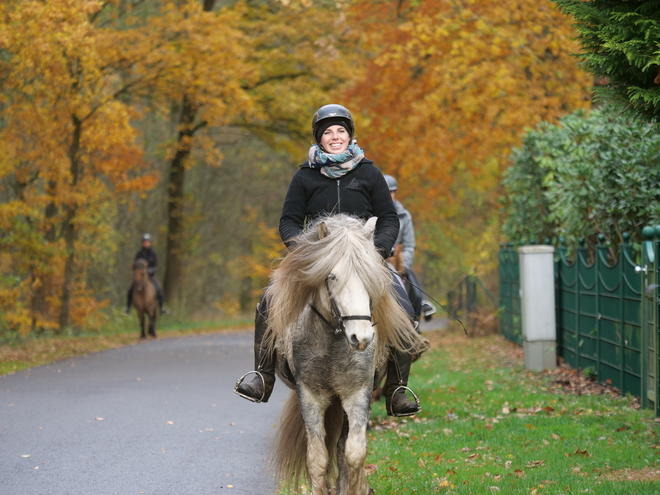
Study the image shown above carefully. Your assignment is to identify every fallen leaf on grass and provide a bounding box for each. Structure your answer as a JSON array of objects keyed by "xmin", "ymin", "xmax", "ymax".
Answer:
[
  {"xmin": 364, "ymin": 464, "xmax": 377, "ymax": 475},
  {"xmin": 525, "ymin": 460, "xmax": 545, "ymax": 468},
  {"xmin": 418, "ymin": 458, "xmax": 425, "ymax": 468},
  {"xmin": 573, "ymin": 447, "xmax": 590, "ymax": 457}
]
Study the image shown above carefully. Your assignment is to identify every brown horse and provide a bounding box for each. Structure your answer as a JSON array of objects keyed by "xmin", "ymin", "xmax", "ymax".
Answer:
[{"xmin": 131, "ymin": 259, "xmax": 158, "ymax": 339}]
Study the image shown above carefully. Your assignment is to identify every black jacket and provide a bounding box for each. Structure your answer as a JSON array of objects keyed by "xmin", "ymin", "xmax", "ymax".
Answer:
[
  {"xmin": 135, "ymin": 247, "xmax": 158, "ymax": 276},
  {"xmin": 279, "ymin": 158, "xmax": 399, "ymax": 258}
]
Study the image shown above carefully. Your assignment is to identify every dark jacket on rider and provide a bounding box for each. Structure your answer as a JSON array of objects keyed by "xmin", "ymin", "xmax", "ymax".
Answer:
[
  {"xmin": 135, "ymin": 248, "xmax": 157, "ymax": 277},
  {"xmin": 279, "ymin": 158, "xmax": 399, "ymax": 259}
]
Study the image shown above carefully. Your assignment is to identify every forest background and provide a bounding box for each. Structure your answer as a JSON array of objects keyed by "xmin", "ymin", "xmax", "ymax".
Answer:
[{"xmin": 0, "ymin": 0, "xmax": 593, "ymax": 337}]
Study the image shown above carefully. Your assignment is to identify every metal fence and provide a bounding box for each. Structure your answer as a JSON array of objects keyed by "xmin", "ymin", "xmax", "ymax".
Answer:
[
  {"xmin": 499, "ymin": 243, "xmax": 522, "ymax": 345},
  {"xmin": 498, "ymin": 228, "xmax": 660, "ymax": 415}
]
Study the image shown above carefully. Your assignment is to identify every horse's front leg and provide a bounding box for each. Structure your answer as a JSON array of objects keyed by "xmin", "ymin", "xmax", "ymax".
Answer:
[
  {"xmin": 339, "ymin": 389, "xmax": 372, "ymax": 495},
  {"xmin": 148, "ymin": 310, "xmax": 157, "ymax": 338},
  {"xmin": 138, "ymin": 311, "xmax": 146, "ymax": 339},
  {"xmin": 298, "ymin": 385, "xmax": 332, "ymax": 495}
]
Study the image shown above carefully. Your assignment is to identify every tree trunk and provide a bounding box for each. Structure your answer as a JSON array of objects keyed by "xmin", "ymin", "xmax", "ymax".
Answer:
[
  {"xmin": 31, "ymin": 180, "xmax": 58, "ymax": 332},
  {"xmin": 164, "ymin": 94, "xmax": 198, "ymax": 306},
  {"xmin": 163, "ymin": 0, "xmax": 216, "ymax": 308},
  {"xmin": 58, "ymin": 115, "xmax": 82, "ymax": 332}
]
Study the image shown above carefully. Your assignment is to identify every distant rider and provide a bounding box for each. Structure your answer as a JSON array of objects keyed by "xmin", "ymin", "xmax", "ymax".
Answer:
[
  {"xmin": 123, "ymin": 233, "xmax": 170, "ymax": 316},
  {"xmin": 384, "ymin": 175, "xmax": 436, "ymax": 323}
]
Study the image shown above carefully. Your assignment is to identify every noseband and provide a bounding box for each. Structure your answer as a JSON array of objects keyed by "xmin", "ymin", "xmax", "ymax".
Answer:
[{"xmin": 309, "ymin": 276, "xmax": 376, "ymax": 335}]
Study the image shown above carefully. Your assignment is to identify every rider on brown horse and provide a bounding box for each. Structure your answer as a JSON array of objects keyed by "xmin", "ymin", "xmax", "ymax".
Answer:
[{"xmin": 122, "ymin": 233, "xmax": 170, "ymax": 316}]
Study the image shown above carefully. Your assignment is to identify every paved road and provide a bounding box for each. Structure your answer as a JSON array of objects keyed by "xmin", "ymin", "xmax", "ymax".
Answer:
[{"xmin": 0, "ymin": 330, "xmax": 288, "ymax": 495}]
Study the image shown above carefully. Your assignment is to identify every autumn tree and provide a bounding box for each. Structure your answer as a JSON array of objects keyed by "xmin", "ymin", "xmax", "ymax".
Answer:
[
  {"xmin": 0, "ymin": 1, "xmax": 165, "ymax": 333},
  {"xmin": 344, "ymin": 0, "xmax": 592, "ymax": 290},
  {"xmin": 158, "ymin": 0, "xmax": 360, "ymax": 307}
]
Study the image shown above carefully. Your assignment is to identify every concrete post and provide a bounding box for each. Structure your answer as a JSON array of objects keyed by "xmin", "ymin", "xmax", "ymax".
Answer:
[{"xmin": 519, "ymin": 245, "xmax": 557, "ymax": 371}]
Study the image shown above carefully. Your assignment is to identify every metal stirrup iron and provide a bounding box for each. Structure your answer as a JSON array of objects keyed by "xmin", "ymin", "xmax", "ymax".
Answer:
[
  {"xmin": 391, "ymin": 385, "xmax": 422, "ymax": 417},
  {"xmin": 233, "ymin": 370, "xmax": 267, "ymax": 403}
]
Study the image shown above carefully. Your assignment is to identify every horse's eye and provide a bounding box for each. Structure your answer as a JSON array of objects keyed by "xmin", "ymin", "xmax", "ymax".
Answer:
[{"xmin": 328, "ymin": 273, "xmax": 337, "ymax": 282}]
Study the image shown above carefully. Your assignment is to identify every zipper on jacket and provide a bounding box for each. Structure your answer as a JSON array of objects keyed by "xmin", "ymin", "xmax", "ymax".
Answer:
[{"xmin": 336, "ymin": 179, "xmax": 341, "ymax": 213}]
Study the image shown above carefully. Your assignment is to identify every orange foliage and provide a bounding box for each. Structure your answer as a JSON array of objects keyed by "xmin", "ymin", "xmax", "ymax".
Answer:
[
  {"xmin": 0, "ymin": 1, "xmax": 173, "ymax": 332},
  {"xmin": 345, "ymin": 0, "xmax": 591, "ymax": 279}
]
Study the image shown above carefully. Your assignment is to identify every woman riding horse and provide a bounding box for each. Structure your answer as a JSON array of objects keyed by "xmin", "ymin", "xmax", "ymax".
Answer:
[{"xmin": 234, "ymin": 104, "xmax": 422, "ymax": 417}]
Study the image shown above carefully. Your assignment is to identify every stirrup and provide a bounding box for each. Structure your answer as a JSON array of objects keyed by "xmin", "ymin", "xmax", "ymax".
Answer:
[
  {"xmin": 390, "ymin": 385, "xmax": 422, "ymax": 417},
  {"xmin": 233, "ymin": 371, "xmax": 267, "ymax": 403}
]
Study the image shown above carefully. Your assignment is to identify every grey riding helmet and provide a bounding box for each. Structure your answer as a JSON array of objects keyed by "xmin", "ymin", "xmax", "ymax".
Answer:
[
  {"xmin": 142, "ymin": 233, "xmax": 152, "ymax": 242},
  {"xmin": 312, "ymin": 104, "xmax": 355, "ymax": 145},
  {"xmin": 383, "ymin": 175, "xmax": 398, "ymax": 192}
]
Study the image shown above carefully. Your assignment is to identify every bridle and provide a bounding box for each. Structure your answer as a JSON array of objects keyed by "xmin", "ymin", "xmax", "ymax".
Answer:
[{"xmin": 309, "ymin": 274, "xmax": 376, "ymax": 335}]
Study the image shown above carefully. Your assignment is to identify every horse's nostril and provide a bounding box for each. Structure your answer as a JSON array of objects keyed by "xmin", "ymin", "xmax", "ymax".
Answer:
[{"xmin": 350, "ymin": 334, "xmax": 360, "ymax": 346}]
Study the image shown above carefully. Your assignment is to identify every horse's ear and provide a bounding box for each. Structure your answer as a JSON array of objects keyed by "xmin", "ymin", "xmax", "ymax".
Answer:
[
  {"xmin": 363, "ymin": 216, "xmax": 377, "ymax": 238},
  {"xmin": 318, "ymin": 222, "xmax": 329, "ymax": 239}
]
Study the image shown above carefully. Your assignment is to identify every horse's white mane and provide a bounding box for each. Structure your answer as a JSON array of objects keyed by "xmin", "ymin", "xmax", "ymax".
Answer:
[{"xmin": 264, "ymin": 213, "xmax": 422, "ymax": 357}]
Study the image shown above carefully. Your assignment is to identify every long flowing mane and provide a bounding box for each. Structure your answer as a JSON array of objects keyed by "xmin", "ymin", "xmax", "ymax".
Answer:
[{"xmin": 264, "ymin": 213, "xmax": 423, "ymax": 365}]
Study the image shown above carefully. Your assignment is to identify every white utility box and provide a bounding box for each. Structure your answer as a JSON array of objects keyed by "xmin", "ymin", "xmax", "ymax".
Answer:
[{"xmin": 519, "ymin": 245, "xmax": 557, "ymax": 371}]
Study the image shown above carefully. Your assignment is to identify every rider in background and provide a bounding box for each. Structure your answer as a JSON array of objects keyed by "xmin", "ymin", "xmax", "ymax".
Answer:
[
  {"xmin": 234, "ymin": 104, "xmax": 422, "ymax": 417},
  {"xmin": 122, "ymin": 233, "xmax": 170, "ymax": 316},
  {"xmin": 384, "ymin": 175, "xmax": 436, "ymax": 323}
]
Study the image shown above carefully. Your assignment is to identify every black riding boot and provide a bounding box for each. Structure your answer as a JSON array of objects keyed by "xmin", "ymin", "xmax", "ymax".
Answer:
[
  {"xmin": 234, "ymin": 304, "xmax": 276, "ymax": 403},
  {"xmin": 384, "ymin": 349, "xmax": 421, "ymax": 417}
]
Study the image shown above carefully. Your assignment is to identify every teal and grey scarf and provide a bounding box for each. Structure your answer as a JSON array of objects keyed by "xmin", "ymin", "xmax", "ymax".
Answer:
[{"xmin": 307, "ymin": 142, "xmax": 365, "ymax": 179}]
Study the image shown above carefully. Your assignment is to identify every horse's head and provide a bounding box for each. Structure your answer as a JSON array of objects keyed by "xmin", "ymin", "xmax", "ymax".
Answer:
[
  {"xmin": 320, "ymin": 217, "xmax": 378, "ymax": 352},
  {"xmin": 132, "ymin": 258, "xmax": 149, "ymax": 290},
  {"xmin": 268, "ymin": 214, "xmax": 419, "ymax": 361}
]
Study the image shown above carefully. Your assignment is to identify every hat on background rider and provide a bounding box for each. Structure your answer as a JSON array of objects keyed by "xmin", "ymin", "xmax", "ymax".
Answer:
[
  {"xmin": 234, "ymin": 103, "xmax": 424, "ymax": 417},
  {"xmin": 122, "ymin": 233, "xmax": 170, "ymax": 316}
]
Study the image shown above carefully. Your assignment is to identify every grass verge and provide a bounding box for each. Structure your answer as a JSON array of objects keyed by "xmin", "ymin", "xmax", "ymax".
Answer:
[
  {"xmin": 0, "ymin": 313, "xmax": 252, "ymax": 377},
  {"xmin": 362, "ymin": 329, "xmax": 660, "ymax": 494},
  {"xmin": 283, "ymin": 328, "xmax": 660, "ymax": 494}
]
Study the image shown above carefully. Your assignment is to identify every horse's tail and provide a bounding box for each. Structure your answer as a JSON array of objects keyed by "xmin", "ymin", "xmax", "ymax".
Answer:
[{"xmin": 272, "ymin": 391, "xmax": 344, "ymax": 492}]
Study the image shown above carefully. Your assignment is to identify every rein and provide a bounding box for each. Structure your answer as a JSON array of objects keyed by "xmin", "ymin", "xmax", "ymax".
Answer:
[{"xmin": 309, "ymin": 278, "xmax": 375, "ymax": 335}]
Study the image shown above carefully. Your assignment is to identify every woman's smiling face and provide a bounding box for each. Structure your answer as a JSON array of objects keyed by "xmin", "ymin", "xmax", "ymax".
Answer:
[{"xmin": 320, "ymin": 125, "xmax": 350, "ymax": 154}]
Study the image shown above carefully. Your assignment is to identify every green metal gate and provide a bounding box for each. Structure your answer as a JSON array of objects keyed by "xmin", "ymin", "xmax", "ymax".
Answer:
[
  {"xmin": 555, "ymin": 235, "xmax": 642, "ymax": 398},
  {"xmin": 640, "ymin": 227, "xmax": 660, "ymax": 412},
  {"xmin": 499, "ymin": 229, "xmax": 660, "ymax": 414},
  {"xmin": 498, "ymin": 243, "xmax": 521, "ymax": 345}
]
